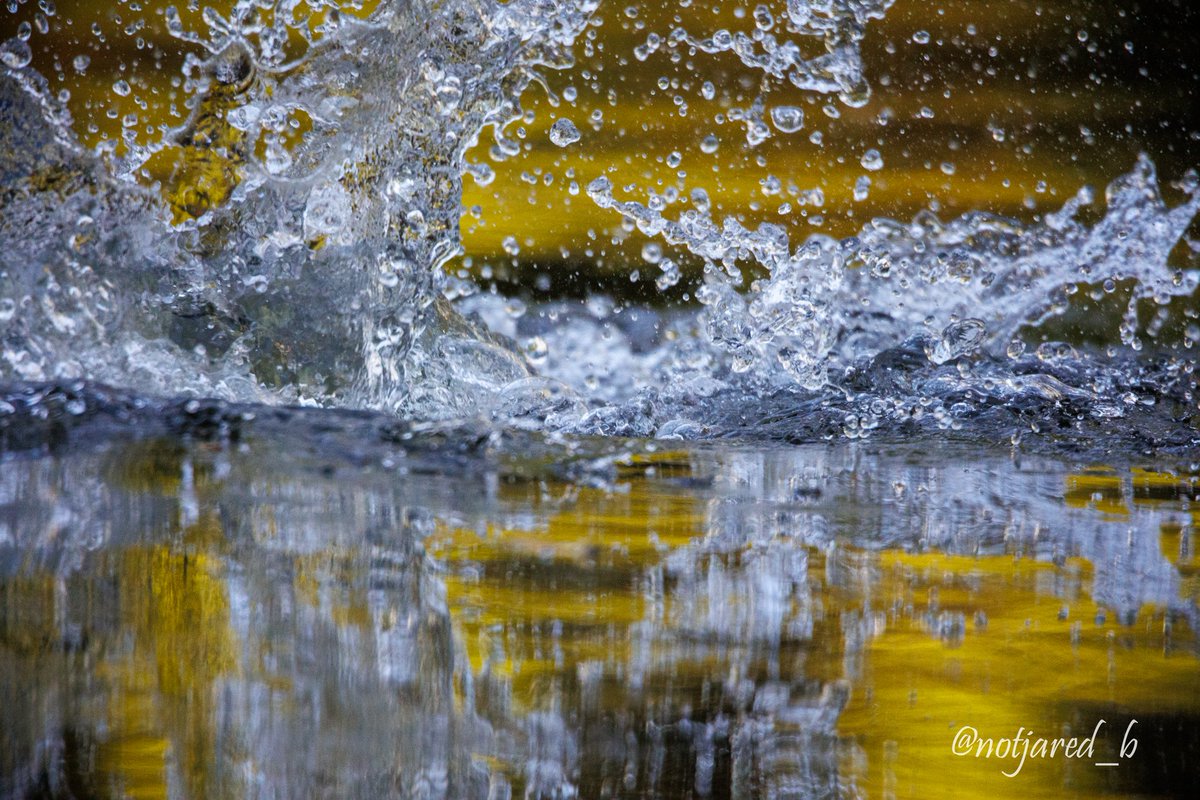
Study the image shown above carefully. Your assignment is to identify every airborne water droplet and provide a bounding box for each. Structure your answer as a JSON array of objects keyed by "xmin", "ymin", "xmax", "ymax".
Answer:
[
  {"xmin": 853, "ymin": 176, "xmax": 871, "ymax": 202},
  {"xmin": 656, "ymin": 258, "xmax": 681, "ymax": 290},
  {"xmin": 549, "ymin": 118, "xmax": 581, "ymax": 147},
  {"xmin": 0, "ymin": 38, "xmax": 32, "ymax": 69},
  {"xmin": 860, "ymin": 149, "xmax": 883, "ymax": 171},
  {"xmin": 112, "ymin": 79, "xmax": 131, "ymax": 97},
  {"xmin": 769, "ymin": 105, "xmax": 804, "ymax": 133}
]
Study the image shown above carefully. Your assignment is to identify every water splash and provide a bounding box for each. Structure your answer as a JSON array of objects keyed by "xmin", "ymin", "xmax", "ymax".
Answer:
[
  {"xmin": 583, "ymin": 153, "xmax": 1200, "ymax": 392},
  {"xmin": 1, "ymin": 0, "xmax": 1198, "ymax": 449},
  {"xmin": 2, "ymin": 0, "xmax": 598, "ymax": 417}
]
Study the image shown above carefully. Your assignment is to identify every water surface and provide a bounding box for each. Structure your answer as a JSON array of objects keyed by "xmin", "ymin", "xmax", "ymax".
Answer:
[{"xmin": 2, "ymin": 409, "xmax": 1197, "ymax": 798}]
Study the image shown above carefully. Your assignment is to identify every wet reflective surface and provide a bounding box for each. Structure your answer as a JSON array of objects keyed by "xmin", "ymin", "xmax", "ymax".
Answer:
[
  {"xmin": 3, "ymin": 5, "xmax": 1200, "ymax": 794},
  {"xmin": 2, "ymin": 418, "xmax": 1197, "ymax": 799}
]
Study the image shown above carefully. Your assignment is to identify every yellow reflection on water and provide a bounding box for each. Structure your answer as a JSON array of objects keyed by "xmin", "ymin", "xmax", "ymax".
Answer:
[{"xmin": 2, "ymin": 441, "xmax": 1199, "ymax": 797}]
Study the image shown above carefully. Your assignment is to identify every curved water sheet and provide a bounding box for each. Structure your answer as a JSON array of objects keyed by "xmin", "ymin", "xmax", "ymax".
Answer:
[
  {"xmin": 1, "ymin": 429, "xmax": 1197, "ymax": 798},
  {"xmin": 1, "ymin": 0, "xmax": 597, "ymax": 417}
]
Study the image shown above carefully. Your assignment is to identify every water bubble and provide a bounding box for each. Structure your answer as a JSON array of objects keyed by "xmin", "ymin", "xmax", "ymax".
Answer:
[
  {"xmin": 72, "ymin": 54, "xmax": 90, "ymax": 73},
  {"xmin": 112, "ymin": 79, "xmax": 131, "ymax": 97},
  {"xmin": 912, "ymin": 30, "xmax": 931, "ymax": 44},
  {"xmin": 549, "ymin": 118, "xmax": 581, "ymax": 147},
  {"xmin": 666, "ymin": 151, "xmax": 682, "ymax": 168},
  {"xmin": 701, "ymin": 81, "xmax": 716, "ymax": 100},
  {"xmin": 769, "ymin": 105, "xmax": 805, "ymax": 133},
  {"xmin": 699, "ymin": 134, "xmax": 719, "ymax": 154},
  {"xmin": 0, "ymin": 38, "xmax": 32, "ymax": 69},
  {"xmin": 1006, "ymin": 339, "xmax": 1027, "ymax": 359},
  {"xmin": 860, "ymin": 149, "xmax": 883, "ymax": 171},
  {"xmin": 502, "ymin": 236, "xmax": 521, "ymax": 256}
]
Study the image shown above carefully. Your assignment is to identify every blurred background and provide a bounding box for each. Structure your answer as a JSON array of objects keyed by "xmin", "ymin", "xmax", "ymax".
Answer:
[{"xmin": 4, "ymin": 0, "xmax": 1200, "ymax": 304}]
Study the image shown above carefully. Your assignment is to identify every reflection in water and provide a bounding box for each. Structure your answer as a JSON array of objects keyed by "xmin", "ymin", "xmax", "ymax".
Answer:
[{"xmin": 1, "ymin": 435, "xmax": 1198, "ymax": 798}]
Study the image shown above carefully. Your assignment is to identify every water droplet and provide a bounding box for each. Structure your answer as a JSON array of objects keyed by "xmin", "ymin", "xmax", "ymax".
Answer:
[
  {"xmin": 769, "ymin": 105, "xmax": 804, "ymax": 133},
  {"xmin": 504, "ymin": 298, "xmax": 527, "ymax": 318},
  {"xmin": 853, "ymin": 176, "xmax": 871, "ymax": 202},
  {"xmin": 656, "ymin": 258, "xmax": 681, "ymax": 290},
  {"xmin": 699, "ymin": 134, "xmax": 719, "ymax": 154},
  {"xmin": 549, "ymin": 118, "xmax": 580, "ymax": 147},
  {"xmin": 912, "ymin": 30, "xmax": 931, "ymax": 44},
  {"xmin": 860, "ymin": 149, "xmax": 884, "ymax": 171},
  {"xmin": 0, "ymin": 38, "xmax": 32, "ymax": 69},
  {"xmin": 72, "ymin": 54, "xmax": 90, "ymax": 73},
  {"xmin": 1036, "ymin": 341, "xmax": 1078, "ymax": 361},
  {"xmin": 112, "ymin": 79, "xmax": 131, "ymax": 97}
]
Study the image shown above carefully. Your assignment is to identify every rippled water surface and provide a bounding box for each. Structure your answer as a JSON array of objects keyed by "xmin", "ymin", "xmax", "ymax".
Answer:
[{"xmin": 1, "ymin": 412, "xmax": 1198, "ymax": 798}]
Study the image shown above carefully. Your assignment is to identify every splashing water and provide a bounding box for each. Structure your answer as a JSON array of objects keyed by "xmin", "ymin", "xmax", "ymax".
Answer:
[
  {"xmin": 2, "ymin": 0, "xmax": 597, "ymax": 416},
  {"xmin": 1, "ymin": 0, "xmax": 1198, "ymax": 450}
]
